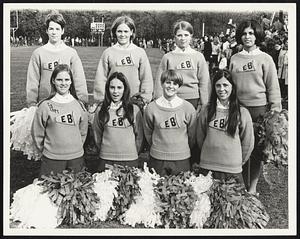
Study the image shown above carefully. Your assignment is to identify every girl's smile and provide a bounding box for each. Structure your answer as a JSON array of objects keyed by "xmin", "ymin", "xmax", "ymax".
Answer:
[
  {"xmin": 215, "ymin": 76, "xmax": 232, "ymax": 106},
  {"xmin": 53, "ymin": 71, "xmax": 71, "ymax": 96},
  {"xmin": 109, "ymin": 78, "xmax": 125, "ymax": 103},
  {"xmin": 116, "ymin": 23, "xmax": 133, "ymax": 47},
  {"xmin": 162, "ymin": 80, "xmax": 179, "ymax": 100},
  {"xmin": 175, "ymin": 29, "xmax": 192, "ymax": 50}
]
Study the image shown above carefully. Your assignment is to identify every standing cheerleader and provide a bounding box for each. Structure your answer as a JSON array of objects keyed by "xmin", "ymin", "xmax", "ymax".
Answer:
[
  {"xmin": 229, "ymin": 19, "xmax": 281, "ymax": 194},
  {"xmin": 93, "ymin": 15, "xmax": 153, "ymax": 104},
  {"xmin": 93, "ymin": 72, "xmax": 144, "ymax": 171},
  {"xmin": 196, "ymin": 69, "xmax": 254, "ymax": 184},
  {"xmin": 154, "ymin": 20, "xmax": 210, "ymax": 111},
  {"xmin": 26, "ymin": 11, "xmax": 88, "ymax": 106},
  {"xmin": 144, "ymin": 70, "xmax": 197, "ymax": 176},
  {"xmin": 32, "ymin": 64, "xmax": 88, "ymax": 176}
]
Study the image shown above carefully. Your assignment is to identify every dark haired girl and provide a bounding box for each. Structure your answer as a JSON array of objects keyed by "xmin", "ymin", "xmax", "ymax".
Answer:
[
  {"xmin": 93, "ymin": 72, "xmax": 144, "ymax": 171},
  {"xmin": 230, "ymin": 19, "xmax": 281, "ymax": 194},
  {"xmin": 196, "ymin": 69, "xmax": 254, "ymax": 184}
]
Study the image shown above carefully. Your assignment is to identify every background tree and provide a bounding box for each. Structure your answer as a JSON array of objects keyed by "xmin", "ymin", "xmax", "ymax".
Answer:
[{"xmin": 10, "ymin": 9, "xmax": 274, "ymax": 46}]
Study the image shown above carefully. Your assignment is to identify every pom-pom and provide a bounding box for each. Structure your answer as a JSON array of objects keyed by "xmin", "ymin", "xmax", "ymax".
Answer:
[
  {"xmin": 187, "ymin": 172, "xmax": 213, "ymax": 228},
  {"xmin": 106, "ymin": 164, "xmax": 141, "ymax": 221},
  {"xmin": 204, "ymin": 177, "xmax": 269, "ymax": 228},
  {"xmin": 10, "ymin": 106, "xmax": 42, "ymax": 160},
  {"xmin": 121, "ymin": 163, "xmax": 162, "ymax": 228},
  {"xmin": 255, "ymin": 110, "xmax": 288, "ymax": 167},
  {"xmin": 38, "ymin": 168, "xmax": 100, "ymax": 226},
  {"xmin": 154, "ymin": 172, "xmax": 198, "ymax": 228},
  {"xmin": 189, "ymin": 193, "xmax": 211, "ymax": 228},
  {"xmin": 93, "ymin": 170, "xmax": 119, "ymax": 221},
  {"xmin": 10, "ymin": 179, "xmax": 59, "ymax": 228}
]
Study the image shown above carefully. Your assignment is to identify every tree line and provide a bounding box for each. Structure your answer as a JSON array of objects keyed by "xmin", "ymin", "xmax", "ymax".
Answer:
[{"xmin": 11, "ymin": 9, "xmax": 270, "ymax": 46}]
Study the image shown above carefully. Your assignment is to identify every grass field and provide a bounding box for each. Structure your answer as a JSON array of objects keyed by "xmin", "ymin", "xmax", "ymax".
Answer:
[{"xmin": 8, "ymin": 46, "xmax": 288, "ymax": 229}]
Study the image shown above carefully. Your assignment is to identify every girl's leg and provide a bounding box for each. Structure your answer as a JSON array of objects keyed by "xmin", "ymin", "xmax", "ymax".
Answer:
[
  {"xmin": 39, "ymin": 155, "xmax": 66, "ymax": 177},
  {"xmin": 247, "ymin": 157, "xmax": 263, "ymax": 194},
  {"xmin": 243, "ymin": 105, "xmax": 267, "ymax": 194}
]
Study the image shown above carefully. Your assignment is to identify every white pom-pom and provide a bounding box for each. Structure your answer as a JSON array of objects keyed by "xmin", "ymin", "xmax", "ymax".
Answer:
[
  {"xmin": 187, "ymin": 171, "xmax": 213, "ymax": 194},
  {"xmin": 189, "ymin": 193, "xmax": 211, "ymax": 228},
  {"xmin": 121, "ymin": 163, "xmax": 162, "ymax": 228},
  {"xmin": 10, "ymin": 106, "xmax": 42, "ymax": 160},
  {"xmin": 10, "ymin": 180, "xmax": 59, "ymax": 228},
  {"xmin": 93, "ymin": 170, "xmax": 119, "ymax": 221}
]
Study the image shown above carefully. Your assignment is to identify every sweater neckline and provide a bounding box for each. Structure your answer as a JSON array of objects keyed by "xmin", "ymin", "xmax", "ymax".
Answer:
[
  {"xmin": 154, "ymin": 100, "xmax": 184, "ymax": 111},
  {"xmin": 235, "ymin": 51, "xmax": 265, "ymax": 58},
  {"xmin": 48, "ymin": 99, "xmax": 76, "ymax": 105}
]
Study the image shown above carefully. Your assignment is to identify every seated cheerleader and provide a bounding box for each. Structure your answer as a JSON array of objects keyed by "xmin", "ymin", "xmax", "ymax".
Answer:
[
  {"xmin": 92, "ymin": 72, "xmax": 144, "ymax": 171},
  {"xmin": 32, "ymin": 64, "xmax": 89, "ymax": 177},
  {"xmin": 143, "ymin": 69, "xmax": 197, "ymax": 176},
  {"xmin": 196, "ymin": 68, "xmax": 254, "ymax": 184}
]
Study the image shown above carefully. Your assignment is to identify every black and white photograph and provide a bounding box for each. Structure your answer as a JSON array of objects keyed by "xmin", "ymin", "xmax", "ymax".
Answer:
[{"xmin": 3, "ymin": 2, "xmax": 297, "ymax": 236}]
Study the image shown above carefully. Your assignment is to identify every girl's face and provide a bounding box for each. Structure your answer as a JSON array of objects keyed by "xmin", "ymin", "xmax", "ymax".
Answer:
[
  {"xmin": 116, "ymin": 23, "xmax": 133, "ymax": 46},
  {"xmin": 174, "ymin": 29, "xmax": 192, "ymax": 49},
  {"xmin": 109, "ymin": 78, "xmax": 125, "ymax": 103},
  {"xmin": 215, "ymin": 77, "xmax": 232, "ymax": 105},
  {"xmin": 52, "ymin": 71, "xmax": 71, "ymax": 96},
  {"xmin": 241, "ymin": 27, "xmax": 256, "ymax": 51},
  {"xmin": 47, "ymin": 21, "xmax": 64, "ymax": 45},
  {"xmin": 162, "ymin": 80, "xmax": 180, "ymax": 100}
]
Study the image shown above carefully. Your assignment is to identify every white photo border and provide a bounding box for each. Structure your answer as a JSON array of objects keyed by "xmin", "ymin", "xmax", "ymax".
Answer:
[{"xmin": 3, "ymin": 2, "xmax": 297, "ymax": 236}]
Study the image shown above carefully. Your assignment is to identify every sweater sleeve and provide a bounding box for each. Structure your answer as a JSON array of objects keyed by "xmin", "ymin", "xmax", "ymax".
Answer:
[
  {"xmin": 31, "ymin": 103, "xmax": 48, "ymax": 152},
  {"xmin": 263, "ymin": 54, "xmax": 282, "ymax": 111},
  {"xmin": 143, "ymin": 104, "xmax": 154, "ymax": 146},
  {"xmin": 26, "ymin": 51, "xmax": 41, "ymax": 106},
  {"xmin": 197, "ymin": 53, "xmax": 211, "ymax": 106},
  {"xmin": 92, "ymin": 106, "xmax": 104, "ymax": 151},
  {"xmin": 94, "ymin": 50, "xmax": 110, "ymax": 103},
  {"xmin": 186, "ymin": 104, "xmax": 197, "ymax": 148},
  {"xmin": 239, "ymin": 107, "xmax": 255, "ymax": 165},
  {"xmin": 133, "ymin": 105, "xmax": 144, "ymax": 154},
  {"xmin": 138, "ymin": 50, "xmax": 154, "ymax": 102},
  {"xmin": 153, "ymin": 55, "xmax": 168, "ymax": 99},
  {"xmin": 70, "ymin": 50, "xmax": 88, "ymax": 104},
  {"xmin": 78, "ymin": 102, "xmax": 89, "ymax": 144},
  {"xmin": 196, "ymin": 105, "xmax": 208, "ymax": 152}
]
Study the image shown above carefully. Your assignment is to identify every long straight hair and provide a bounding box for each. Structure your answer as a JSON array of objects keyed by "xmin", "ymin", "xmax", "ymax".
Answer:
[
  {"xmin": 207, "ymin": 68, "xmax": 241, "ymax": 137},
  {"xmin": 38, "ymin": 64, "xmax": 78, "ymax": 106},
  {"xmin": 98, "ymin": 72, "xmax": 134, "ymax": 127}
]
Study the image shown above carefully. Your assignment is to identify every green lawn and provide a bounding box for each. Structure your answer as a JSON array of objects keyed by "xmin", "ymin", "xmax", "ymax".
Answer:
[{"xmin": 8, "ymin": 46, "xmax": 288, "ymax": 229}]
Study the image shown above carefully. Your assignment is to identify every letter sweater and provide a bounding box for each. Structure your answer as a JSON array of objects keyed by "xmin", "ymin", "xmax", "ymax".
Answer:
[
  {"xmin": 26, "ymin": 43, "xmax": 88, "ymax": 105},
  {"xmin": 32, "ymin": 99, "xmax": 88, "ymax": 160},
  {"xmin": 93, "ymin": 44, "xmax": 153, "ymax": 103},
  {"xmin": 229, "ymin": 51, "xmax": 282, "ymax": 111},
  {"xmin": 196, "ymin": 105, "xmax": 254, "ymax": 174},
  {"xmin": 154, "ymin": 49, "xmax": 210, "ymax": 106},
  {"xmin": 143, "ymin": 100, "xmax": 196, "ymax": 161},
  {"xmin": 92, "ymin": 104, "xmax": 143, "ymax": 161}
]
